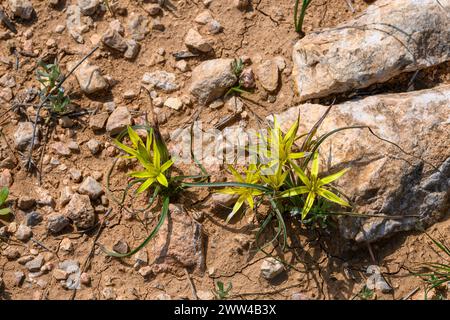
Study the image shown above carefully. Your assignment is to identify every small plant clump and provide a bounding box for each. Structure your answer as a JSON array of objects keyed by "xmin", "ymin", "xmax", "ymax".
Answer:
[
  {"xmin": 185, "ymin": 112, "xmax": 353, "ymax": 250},
  {"xmin": 226, "ymin": 58, "xmax": 252, "ymax": 97},
  {"xmin": 36, "ymin": 61, "xmax": 71, "ymax": 114},
  {"xmin": 103, "ymin": 124, "xmax": 209, "ymax": 257},
  {"xmin": 214, "ymin": 281, "xmax": 233, "ymax": 300},
  {"xmin": 356, "ymin": 285, "xmax": 374, "ymax": 300},
  {"xmin": 0, "ymin": 187, "xmax": 11, "ymax": 216},
  {"xmin": 104, "ymin": 106, "xmax": 359, "ymax": 258},
  {"xmin": 294, "ymin": 0, "xmax": 313, "ymax": 37},
  {"xmin": 415, "ymin": 234, "xmax": 450, "ymax": 300}
]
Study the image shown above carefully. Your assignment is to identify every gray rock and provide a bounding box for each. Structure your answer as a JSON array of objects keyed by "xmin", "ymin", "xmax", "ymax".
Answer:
[
  {"xmin": 51, "ymin": 142, "xmax": 71, "ymax": 156},
  {"xmin": 184, "ymin": 28, "xmax": 212, "ymax": 53},
  {"xmin": 102, "ymin": 29, "xmax": 128, "ymax": 52},
  {"xmin": 211, "ymin": 193, "xmax": 239, "ymax": 209},
  {"xmin": 109, "ymin": 19, "xmax": 124, "ymax": 35},
  {"xmin": 207, "ymin": 20, "xmax": 222, "ymax": 34},
  {"xmin": 60, "ymin": 186, "xmax": 74, "ymax": 206},
  {"xmin": 67, "ymin": 60, "xmax": 108, "ymax": 94},
  {"xmin": 291, "ymin": 292, "xmax": 309, "ymax": 300},
  {"xmin": 53, "ymin": 268, "xmax": 69, "ymax": 280},
  {"xmin": 69, "ymin": 168, "xmax": 82, "ymax": 182},
  {"xmin": 67, "ymin": 141, "xmax": 80, "ymax": 152},
  {"xmin": 47, "ymin": 214, "xmax": 70, "ymax": 233},
  {"xmin": 124, "ymin": 39, "xmax": 140, "ymax": 60},
  {"xmin": 292, "ymin": 0, "xmax": 450, "ymax": 101},
  {"xmin": 25, "ymin": 211, "xmax": 42, "ymax": 227},
  {"xmin": 78, "ymin": 177, "xmax": 103, "ymax": 200},
  {"xmin": 86, "ymin": 139, "xmax": 101, "ymax": 155},
  {"xmin": 270, "ymin": 85, "xmax": 450, "ymax": 243},
  {"xmin": 35, "ymin": 187, "xmax": 55, "ymax": 207},
  {"xmin": 260, "ymin": 257, "xmax": 284, "ymax": 280},
  {"xmin": 14, "ymin": 271, "xmax": 25, "ymax": 286},
  {"xmin": 14, "ymin": 122, "xmax": 39, "ymax": 151},
  {"xmin": 151, "ymin": 204, "xmax": 205, "ymax": 273},
  {"xmin": 133, "ymin": 250, "xmax": 148, "ymax": 270},
  {"xmin": 59, "ymin": 260, "xmax": 80, "ymax": 290},
  {"xmin": 256, "ymin": 59, "xmax": 279, "ymax": 92},
  {"xmin": 65, "ymin": 193, "xmax": 95, "ymax": 229},
  {"xmin": 112, "ymin": 239, "xmax": 129, "ymax": 254},
  {"xmin": 89, "ymin": 112, "xmax": 109, "ymax": 130},
  {"xmin": 0, "ymin": 226, "xmax": 7, "ymax": 238},
  {"xmin": 59, "ymin": 237, "xmax": 73, "ymax": 252},
  {"xmin": 106, "ymin": 106, "xmax": 131, "ymax": 136},
  {"xmin": 77, "ymin": 0, "xmax": 99, "ymax": 16},
  {"xmin": 66, "ymin": 5, "xmax": 87, "ymax": 44},
  {"xmin": 194, "ymin": 10, "xmax": 213, "ymax": 25},
  {"xmin": 142, "ymin": 71, "xmax": 179, "ymax": 93},
  {"xmin": 366, "ymin": 265, "xmax": 393, "ymax": 293},
  {"xmin": 15, "ymin": 224, "xmax": 32, "ymax": 241},
  {"xmin": 9, "ymin": 0, "xmax": 34, "ymax": 20},
  {"xmin": 164, "ymin": 97, "xmax": 183, "ymax": 111},
  {"xmin": 189, "ymin": 59, "xmax": 237, "ymax": 105},
  {"xmin": 3, "ymin": 247, "xmax": 20, "ymax": 260},
  {"xmin": 138, "ymin": 266, "xmax": 153, "ymax": 277},
  {"xmin": 25, "ymin": 255, "xmax": 44, "ymax": 272},
  {"xmin": 127, "ymin": 13, "xmax": 149, "ymax": 41}
]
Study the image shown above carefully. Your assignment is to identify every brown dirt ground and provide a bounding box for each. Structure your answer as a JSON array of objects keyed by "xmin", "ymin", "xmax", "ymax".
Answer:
[{"xmin": 0, "ymin": 0, "xmax": 449, "ymax": 300}]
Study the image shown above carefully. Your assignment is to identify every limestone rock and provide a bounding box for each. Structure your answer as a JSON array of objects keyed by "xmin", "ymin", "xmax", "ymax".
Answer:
[
  {"xmin": 292, "ymin": 0, "xmax": 450, "ymax": 101},
  {"xmin": 151, "ymin": 204, "xmax": 205, "ymax": 273},
  {"xmin": 89, "ymin": 112, "xmax": 109, "ymax": 130},
  {"xmin": 65, "ymin": 193, "xmax": 95, "ymax": 229},
  {"xmin": 9, "ymin": 0, "xmax": 34, "ymax": 20},
  {"xmin": 102, "ymin": 29, "xmax": 128, "ymax": 52},
  {"xmin": 14, "ymin": 122, "xmax": 39, "ymax": 151},
  {"xmin": 127, "ymin": 13, "xmax": 149, "ymax": 41},
  {"xmin": 270, "ymin": 86, "xmax": 450, "ymax": 243},
  {"xmin": 67, "ymin": 60, "xmax": 108, "ymax": 94},
  {"xmin": 164, "ymin": 97, "xmax": 183, "ymax": 111},
  {"xmin": 77, "ymin": 0, "xmax": 99, "ymax": 16},
  {"xmin": 260, "ymin": 257, "xmax": 284, "ymax": 280},
  {"xmin": 78, "ymin": 176, "xmax": 103, "ymax": 200},
  {"xmin": 66, "ymin": 5, "xmax": 88, "ymax": 44},
  {"xmin": 142, "ymin": 71, "xmax": 179, "ymax": 93},
  {"xmin": 189, "ymin": 59, "xmax": 237, "ymax": 105},
  {"xmin": 106, "ymin": 107, "xmax": 131, "ymax": 136},
  {"xmin": 47, "ymin": 214, "xmax": 70, "ymax": 234},
  {"xmin": 184, "ymin": 28, "xmax": 212, "ymax": 53},
  {"xmin": 256, "ymin": 59, "xmax": 279, "ymax": 92}
]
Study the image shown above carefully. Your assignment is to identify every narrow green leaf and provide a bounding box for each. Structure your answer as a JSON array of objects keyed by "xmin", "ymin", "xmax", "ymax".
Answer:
[{"xmin": 102, "ymin": 196, "xmax": 170, "ymax": 258}]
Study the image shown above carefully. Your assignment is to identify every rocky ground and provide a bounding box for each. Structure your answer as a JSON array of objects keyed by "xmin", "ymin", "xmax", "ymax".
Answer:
[{"xmin": 0, "ymin": 0, "xmax": 449, "ymax": 300}]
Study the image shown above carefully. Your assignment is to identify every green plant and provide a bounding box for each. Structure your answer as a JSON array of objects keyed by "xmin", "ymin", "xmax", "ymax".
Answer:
[
  {"xmin": 294, "ymin": 0, "xmax": 313, "ymax": 37},
  {"xmin": 0, "ymin": 187, "xmax": 11, "ymax": 216},
  {"xmin": 214, "ymin": 281, "xmax": 232, "ymax": 300},
  {"xmin": 226, "ymin": 58, "xmax": 251, "ymax": 97},
  {"xmin": 357, "ymin": 285, "xmax": 374, "ymax": 300},
  {"xmin": 103, "ymin": 125, "xmax": 208, "ymax": 258},
  {"xmin": 415, "ymin": 234, "xmax": 450, "ymax": 300},
  {"xmin": 183, "ymin": 112, "xmax": 353, "ymax": 250},
  {"xmin": 36, "ymin": 61, "xmax": 70, "ymax": 114}
]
